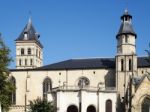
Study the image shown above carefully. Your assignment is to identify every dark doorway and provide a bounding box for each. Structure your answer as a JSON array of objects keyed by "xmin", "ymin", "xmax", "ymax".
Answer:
[
  {"xmin": 87, "ymin": 105, "xmax": 96, "ymax": 112},
  {"xmin": 67, "ymin": 105, "xmax": 78, "ymax": 112},
  {"xmin": 142, "ymin": 97, "xmax": 150, "ymax": 112},
  {"xmin": 106, "ymin": 100, "xmax": 112, "ymax": 112}
]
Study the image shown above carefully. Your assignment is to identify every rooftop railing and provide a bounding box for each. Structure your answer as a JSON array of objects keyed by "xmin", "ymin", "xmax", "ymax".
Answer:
[{"xmin": 51, "ymin": 85, "xmax": 116, "ymax": 92}]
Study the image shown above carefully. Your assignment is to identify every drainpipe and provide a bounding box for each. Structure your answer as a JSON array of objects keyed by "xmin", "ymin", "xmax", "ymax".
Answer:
[
  {"xmin": 97, "ymin": 89, "xmax": 100, "ymax": 112},
  {"xmin": 79, "ymin": 89, "xmax": 82, "ymax": 112},
  {"xmin": 25, "ymin": 71, "xmax": 28, "ymax": 112},
  {"xmin": 97, "ymin": 82, "xmax": 101, "ymax": 112}
]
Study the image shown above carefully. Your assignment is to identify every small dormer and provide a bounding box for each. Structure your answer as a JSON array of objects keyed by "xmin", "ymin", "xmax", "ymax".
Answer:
[{"xmin": 23, "ymin": 31, "xmax": 28, "ymax": 40}]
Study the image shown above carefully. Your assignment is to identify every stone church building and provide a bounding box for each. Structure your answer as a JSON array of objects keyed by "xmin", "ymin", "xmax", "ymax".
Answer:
[{"xmin": 8, "ymin": 10, "xmax": 150, "ymax": 112}]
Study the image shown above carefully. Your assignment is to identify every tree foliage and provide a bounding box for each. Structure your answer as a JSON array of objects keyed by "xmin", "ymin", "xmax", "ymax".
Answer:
[
  {"xmin": 29, "ymin": 98, "xmax": 55, "ymax": 112},
  {"xmin": 0, "ymin": 35, "xmax": 15, "ymax": 111}
]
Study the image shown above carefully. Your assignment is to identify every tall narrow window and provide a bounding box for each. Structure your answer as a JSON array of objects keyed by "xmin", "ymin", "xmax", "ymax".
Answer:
[
  {"xmin": 43, "ymin": 78, "xmax": 52, "ymax": 99},
  {"xmin": 36, "ymin": 49, "xmax": 38, "ymax": 57},
  {"xmin": 19, "ymin": 59, "xmax": 22, "ymax": 66},
  {"xmin": 21, "ymin": 48, "xmax": 24, "ymax": 55},
  {"xmin": 129, "ymin": 59, "xmax": 132, "ymax": 71},
  {"xmin": 10, "ymin": 76, "xmax": 16, "ymax": 105},
  {"xmin": 106, "ymin": 100, "xmax": 112, "ymax": 112},
  {"xmin": 125, "ymin": 35, "xmax": 128, "ymax": 43},
  {"xmin": 28, "ymin": 48, "xmax": 31, "ymax": 55},
  {"xmin": 30, "ymin": 59, "xmax": 33, "ymax": 66},
  {"xmin": 39, "ymin": 51, "xmax": 40, "ymax": 58},
  {"xmin": 121, "ymin": 59, "xmax": 124, "ymax": 71},
  {"xmin": 25, "ymin": 59, "xmax": 27, "ymax": 66}
]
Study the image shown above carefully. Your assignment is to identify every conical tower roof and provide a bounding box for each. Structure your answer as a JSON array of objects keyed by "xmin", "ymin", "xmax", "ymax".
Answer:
[
  {"xmin": 15, "ymin": 18, "xmax": 43, "ymax": 48},
  {"xmin": 116, "ymin": 10, "xmax": 137, "ymax": 38}
]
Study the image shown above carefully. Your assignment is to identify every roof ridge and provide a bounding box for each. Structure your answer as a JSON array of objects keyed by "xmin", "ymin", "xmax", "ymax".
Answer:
[
  {"xmin": 137, "ymin": 55, "xmax": 148, "ymax": 58},
  {"xmin": 71, "ymin": 57, "xmax": 114, "ymax": 60}
]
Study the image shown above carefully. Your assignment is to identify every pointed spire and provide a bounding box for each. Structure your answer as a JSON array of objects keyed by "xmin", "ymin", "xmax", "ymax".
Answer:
[
  {"xmin": 28, "ymin": 17, "xmax": 32, "ymax": 24},
  {"xmin": 27, "ymin": 17, "xmax": 32, "ymax": 30},
  {"xmin": 28, "ymin": 10, "xmax": 32, "ymax": 26},
  {"xmin": 15, "ymin": 18, "xmax": 43, "ymax": 48}
]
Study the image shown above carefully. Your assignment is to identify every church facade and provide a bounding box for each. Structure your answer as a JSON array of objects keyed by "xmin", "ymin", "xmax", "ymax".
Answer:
[{"xmin": 8, "ymin": 10, "xmax": 150, "ymax": 112}]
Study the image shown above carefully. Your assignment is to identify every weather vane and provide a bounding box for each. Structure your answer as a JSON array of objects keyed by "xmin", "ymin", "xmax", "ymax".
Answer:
[{"xmin": 125, "ymin": 0, "xmax": 128, "ymax": 10}]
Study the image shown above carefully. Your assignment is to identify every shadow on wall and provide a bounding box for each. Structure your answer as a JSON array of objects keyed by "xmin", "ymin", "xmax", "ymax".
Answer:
[
  {"xmin": 100, "ymin": 58, "xmax": 115, "ymax": 68},
  {"xmin": 116, "ymin": 94, "xmax": 125, "ymax": 112},
  {"xmin": 105, "ymin": 70, "xmax": 116, "ymax": 87}
]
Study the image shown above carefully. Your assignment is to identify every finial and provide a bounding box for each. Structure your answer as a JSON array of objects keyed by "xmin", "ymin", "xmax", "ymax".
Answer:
[
  {"xmin": 124, "ymin": 9, "xmax": 128, "ymax": 15},
  {"xmin": 29, "ymin": 10, "xmax": 32, "ymax": 18},
  {"xmin": 27, "ymin": 14, "xmax": 32, "ymax": 30},
  {"xmin": 121, "ymin": 9, "xmax": 132, "ymax": 21},
  {"xmin": 28, "ymin": 17, "xmax": 32, "ymax": 24},
  {"xmin": 28, "ymin": 10, "xmax": 32, "ymax": 25}
]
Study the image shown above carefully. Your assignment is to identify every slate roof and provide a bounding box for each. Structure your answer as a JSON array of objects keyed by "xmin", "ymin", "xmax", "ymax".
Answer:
[
  {"xmin": 15, "ymin": 18, "xmax": 43, "ymax": 48},
  {"xmin": 137, "ymin": 57, "xmax": 150, "ymax": 67},
  {"xmin": 117, "ymin": 21, "xmax": 136, "ymax": 37},
  {"xmin": 116, "ymin": 10, "xmax": 137, "ymax": 38},
  {"xmin": 133, "ymin": 73, "xmax": 150, "ymax": 89},
  {"xmin": 37, "ymin": 58, "xmax": 115, "ymax": 70},
  {"xmin": 10, "ymin": 57, "xmax": 150, "ymax": 71},
  {"xmin": 33, "ymin": 57, "xmax": 149, "ymax": 70}
]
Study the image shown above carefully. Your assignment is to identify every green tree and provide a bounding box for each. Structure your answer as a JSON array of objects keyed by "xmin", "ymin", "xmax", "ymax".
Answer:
[
  {"xmin": 0, "ymin": 34, "xmax": 15, "ymax": 111},
  {"xmin": 29, "ymin": 98, "xmax": 55, "ymax": 112}
]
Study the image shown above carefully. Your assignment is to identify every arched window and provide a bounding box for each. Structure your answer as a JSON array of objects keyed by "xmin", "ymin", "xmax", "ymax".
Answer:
[
  {"xmin": 129, "ymin": 59, "xmax": 132, "ymax": 71},
  {"xmin": 43, "ymin": 78, "xmax": 52, "ymax": 99},
  {"xmin": 106, "ymin": 100, "xmax": 112, "ymax": 112},
  {"xmin": 121, "ymin": 59, "xmax": 124, "ymax": 71},
  {"xmin": 67, "ymin": 105, "xmax": 78, "ymax": 112},
  {"xmin": 141, "ymin": 97, "xmax": 150, "ymax": 112},
  {"xmin": 78, "ymin": 77, "xmax": 90, "ymax": 88},
  {"xmin": 21, "ymin": 48, "xmax": 24, "ymax": 55},
  {"xmin": 87, "ymin": 105, "xmax": 96, "ymax": 112},
  {"xmin": 10, "ymin": 76, "xmax": 16, "ymax": 104},
  {"xmin": 28, "ymin": 48, "xmax": 31, "ymax": 55}
]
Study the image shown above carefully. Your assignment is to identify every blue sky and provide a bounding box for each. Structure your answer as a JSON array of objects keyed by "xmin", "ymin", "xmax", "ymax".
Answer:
[{"xmin": 0, "ymin": 0, "xmax": 150, "ymax": 68}]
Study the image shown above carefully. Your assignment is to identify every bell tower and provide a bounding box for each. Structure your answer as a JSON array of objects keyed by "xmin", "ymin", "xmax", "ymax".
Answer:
[
  {"xmin": 15, "ymin": 18, "xmax": 43, "ymax": 69},
  {"xmin": 116, "ymin": 10, "xmax": 137, "ymax": 99}
]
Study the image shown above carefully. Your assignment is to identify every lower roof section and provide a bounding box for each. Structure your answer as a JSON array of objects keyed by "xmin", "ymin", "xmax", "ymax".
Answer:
[{"xmin": 10, "ymin": 57, "xmax": 150, "ymax": 71}]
